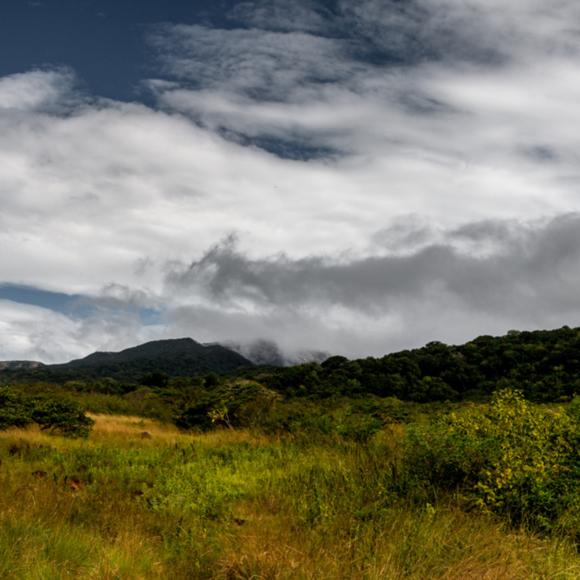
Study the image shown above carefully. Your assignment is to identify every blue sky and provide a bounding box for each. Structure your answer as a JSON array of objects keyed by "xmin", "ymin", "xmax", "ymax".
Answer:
[
  {"xmin": 0, "ymin": 1, "xmax": 240, "ymax": 100},
  {"xmin": 2, "ymin": 0, "xmax": 580, "ymax": 362}
]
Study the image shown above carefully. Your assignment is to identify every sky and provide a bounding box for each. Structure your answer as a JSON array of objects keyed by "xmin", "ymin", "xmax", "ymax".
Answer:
[{"xmin": 2, "ymin": 0, "xmax": 580, "ymax": 363}]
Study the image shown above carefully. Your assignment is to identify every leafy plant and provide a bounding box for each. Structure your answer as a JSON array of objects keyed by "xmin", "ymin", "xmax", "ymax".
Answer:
[
  {"xmin": 0, "ymin": 389, "xmax": 32, "ymax": 430},
  {"xmin": 30, "ymin": 398, "xmax": 94, "ymax": 438},
  {"xmin": 402, "ymin": 389, "xmax": 578, "ymax": 535},
  {"xmin": 175, "ymin": 380, "xmax": 280, "ymax": 431}
]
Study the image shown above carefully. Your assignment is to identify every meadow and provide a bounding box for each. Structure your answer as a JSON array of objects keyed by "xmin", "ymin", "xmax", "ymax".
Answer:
[{"xmin": 0, "ymin": 398, "xmax": 577, "ymax": 580}]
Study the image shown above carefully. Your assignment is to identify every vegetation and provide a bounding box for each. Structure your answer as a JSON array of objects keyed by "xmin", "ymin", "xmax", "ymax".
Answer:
[
  {"xmin": 6, "ymin": 325, "xmax": 580, "ymax": 403},
  {"xmin": 249, "ymin": 325, "xmax": 580, "ymax": 402},
  {"xmin": 401, "ymin": 390, "xmax": 579, "ymax": 538},
  {"xmin": 0, "ymin": 388, "xmax": 93, "ymax": 438},
  {"xmin": 0, "ymin": 386, "xmax": 577, "ymax": 577},
  {"xmin": 0, "ymin": 325, "xmax": 579, "ymax": 577},
  {"xmin": 0, "ymin": 408, "xmax": 577, "ymax": 579}
]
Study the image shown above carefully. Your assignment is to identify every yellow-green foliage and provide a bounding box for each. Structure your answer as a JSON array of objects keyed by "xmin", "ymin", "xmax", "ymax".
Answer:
[
  {"xmin": 470, "ymin": 391, "xmax": 574, "ymax": 516},
  {"xmin": 403, "ymin": 389, "xmax": 579, "ymax": 537},
  {"xmin": 0, "ymin": 411, "xmax": 577, "ymax": 579}
]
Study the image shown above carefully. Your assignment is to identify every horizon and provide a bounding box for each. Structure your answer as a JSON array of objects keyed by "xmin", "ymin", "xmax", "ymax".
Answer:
[
  {"xmin": 0, "ymin": 323, "xmax": 574, "ymax": 366},
  {"xmin": 2, "ymin": 1, "xmax": 580, "ymax": 363}
]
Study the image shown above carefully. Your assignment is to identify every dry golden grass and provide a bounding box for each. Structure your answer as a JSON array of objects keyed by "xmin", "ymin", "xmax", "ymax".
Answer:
[
  {"xmin": 0, "ymin": 414, "xmax": 190, "ymax": 449},
  {"xmin": 89, "ymin": 413, "xmax": 185, "ymax": 441},
  {"xmin": 219, "ymin": 501, "xmax": 578, "ymax": 580},
  {"xmin": 88, "ymin": 413, "xmax": 275, "ymax": 447},
  {"xmin": 0, "ymin": 423, "xmax": 81, "ymax": 451}
]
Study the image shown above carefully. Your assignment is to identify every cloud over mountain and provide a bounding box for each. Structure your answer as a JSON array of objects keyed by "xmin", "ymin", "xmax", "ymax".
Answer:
[{"xmin": 2, "ymin": 1, "xmax": 580, "ymax": 361}]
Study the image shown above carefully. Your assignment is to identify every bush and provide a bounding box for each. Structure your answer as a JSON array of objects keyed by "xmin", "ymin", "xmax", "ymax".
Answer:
[
  {"xmin": 174, "ymin": 398, "xmax": 215, "ymax": 431},
  {"xmin": 0, "ymin": 389, "xmax": 33, "ymax": 430},
  {"xmin": 336, "ymin": 412, "xmax": 382, "ymax": 443},
  {"xmin": 0, "ymin": 389, "xmax": 94, "ymax": 438},
  {"xmin": 401, "ymin": 389, "xmax": 579, "ymax": 536},
  {"xmin": 175, "ymin": 380, "xmax": 280, "ymax": 431},
  {"xmin": 30, "ymin": 398, "xmax": 94, "ymax": 438}
]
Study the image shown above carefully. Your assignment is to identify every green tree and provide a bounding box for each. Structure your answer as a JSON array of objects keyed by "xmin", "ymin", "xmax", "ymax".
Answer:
[
  {"xmin": 31, "ymin": 399, "xmax": 94, "ymax": 438},
  {"xmin": 0, "ymin": 389, "xmax": 32, "ymax": 430}
]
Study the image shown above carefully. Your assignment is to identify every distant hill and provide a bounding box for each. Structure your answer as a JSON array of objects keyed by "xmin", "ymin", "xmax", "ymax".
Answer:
[
  {"xmin": 0, "ymin": 338, "xmax": 253, "ymax": 381},
  {"xmin": 3, "ymin": 326, "xmax": 580, "ymax": 403},
  {"xmin": 253, "ymin": 325, "xmax": 580, "ymax": 402},
  {"xmin": 0, "ymin": 360, "xmax": 45, "ymax": 371}
]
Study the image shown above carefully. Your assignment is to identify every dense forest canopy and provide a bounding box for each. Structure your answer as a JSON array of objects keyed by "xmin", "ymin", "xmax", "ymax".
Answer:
[{"xmin": 251, "ymin": 326, "xmax": 580, "ymax": 402}]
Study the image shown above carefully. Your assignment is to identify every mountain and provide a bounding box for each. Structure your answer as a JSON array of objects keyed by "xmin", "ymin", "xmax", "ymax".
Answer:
[
  {"xmin": 59, "ymin": 338, "xmax": 253, "ymax": 378},
  {"xmin": 0, "ymin": 338, "xmax": 327, "ymax": 384},
  {"xmin": 0, "ymin": 361, "xmax": 45, "ymax": 371},
  {"xmin": 0, "ymin": 338, "xmax": 253, "ymax": 381}
]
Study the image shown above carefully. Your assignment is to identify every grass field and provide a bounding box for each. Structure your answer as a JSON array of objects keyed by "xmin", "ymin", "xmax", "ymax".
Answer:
[{"xmin": 0, "ymin": 413, "xmax": 577, "ymax": 579}]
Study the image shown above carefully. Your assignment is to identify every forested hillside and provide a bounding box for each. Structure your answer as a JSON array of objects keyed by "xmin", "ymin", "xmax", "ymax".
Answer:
[{"xmin": 249, "ymin": 325, "xmax": 580, "ymax": 402}]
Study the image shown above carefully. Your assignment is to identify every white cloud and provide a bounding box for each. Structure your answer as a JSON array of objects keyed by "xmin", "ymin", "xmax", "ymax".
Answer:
[
  {"xmin": 161, "ymin": 214, "xmax": 580, "ymax": 357},
  {"xmin": 228, "ymin": 0, "xmax": 332, "ymax": 33},
  {"xmin": 0, "ymin": 300, "xmax": 94, "ymax": 362},
  {"xmin": 2, "ymin": 1, "xmax": 580, "ymax": 361},
  {"xmin": 0, "ymin": 69, "xmax": 76, "ymax": 111},
  {"xmin": 0, "ymin": 298, "xmax": 167, "ymax": 364},
  {"xmin": 148, "ymin": 24, "xmax": 358, "ymax": 100}
]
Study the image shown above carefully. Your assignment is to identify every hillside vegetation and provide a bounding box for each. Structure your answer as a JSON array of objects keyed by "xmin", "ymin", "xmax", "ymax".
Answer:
[
  {"xmin": 4, "ymin": 325, "xmax": 580, "ymax": 402},
  {"xmin": 249, "ymin": 325, "xmax": 580, "ymax": 402},
  {"xmin": 0, "ymin": 325, "xmax": 578, "ymax": 577}
]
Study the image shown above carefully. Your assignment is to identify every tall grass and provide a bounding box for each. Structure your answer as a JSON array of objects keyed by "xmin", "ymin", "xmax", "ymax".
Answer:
[{"xmin": 0, "ymin": 417, "xmax": 577, "ymax": 579}]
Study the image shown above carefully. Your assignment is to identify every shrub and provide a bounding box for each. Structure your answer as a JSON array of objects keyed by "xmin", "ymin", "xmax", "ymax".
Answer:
[
  {"xmin": 0, "ymin": 389, "xmax": 94, "ymax": 438},
  {"xmin": 174, "ymin": 397, "xmax": 215, "ymax": 431},
  {"xmin": 0, "ymin": 389, "xmax": 33, "ymax": 430},
  {"xmin": 30, "ymin": 398, "xmax": 94, "ymax": 438},
  {"xmin": 402, "ymin": 389, "xmax": 578, "ymax": 536},
  {"xmin": 175, "ymin": 380, "xmax": 280, "ymax": 431},
  {"xmin": 336, "ymin": 411, "xmax": 382, "ymax": 443},
  {"xmin": 256, "ymin": 399, "xmax": 335, "ymax": 437}
]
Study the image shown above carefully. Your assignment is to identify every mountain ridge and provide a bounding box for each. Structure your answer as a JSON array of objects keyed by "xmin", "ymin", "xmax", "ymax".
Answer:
[
  {"xmin": 0, "ymin": 360, "xmax": 45, "ymax": 371},
  {"xmin": 0, "ymin": 338, "xmax": 253, "ymax": 380}
]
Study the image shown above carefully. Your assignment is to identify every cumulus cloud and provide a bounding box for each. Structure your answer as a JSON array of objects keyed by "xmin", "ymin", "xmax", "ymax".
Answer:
[
  {"xmin": 0, "ymin": 300, "xmax": 137, "ymax": 363},
  {"xmin": 2, "ymin": 1, "xmax": 580, "ymax": 361},
  {"xmin": 150, "ymin": 2, "xmax": 580, "ymax": 221},
  {"xmin": 149, "ymin": 24, "xmax": 358, "ymax": 100},
  {"xmin": 0, "ymin": 69, "xmax": 77, "ymax": 111},
  {"xmin": 3, "ymin": 214, "xmax": 580, "ymax": 362},
  {"xmin": 159, "ymin": 214, "xmax": 580, "ymax": 357}
]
